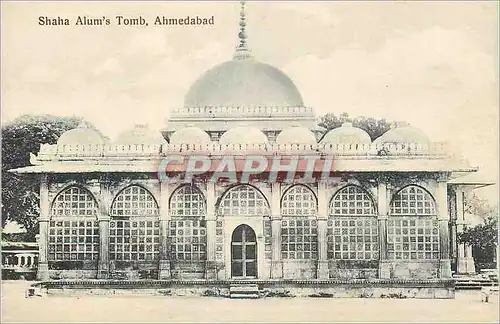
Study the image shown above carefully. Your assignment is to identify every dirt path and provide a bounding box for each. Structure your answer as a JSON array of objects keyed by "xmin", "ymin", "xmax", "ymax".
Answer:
[{"xmin": 2, "ymin": 281, "xmax": 498, "ymax": 323}]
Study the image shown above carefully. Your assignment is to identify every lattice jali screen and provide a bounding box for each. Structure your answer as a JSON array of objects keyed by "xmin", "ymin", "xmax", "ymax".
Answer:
[
  {"xmin": 110, "ymin": 185, "xmax": 159, "ymax": 217},
  {"xmin": 217, "ymin": 185, "xmax": 270, "ymax": 217},
  {"xmin": 168, "ymin": 185, "xmax": 207, "ymax": 261},
  {"xmin": 169, "ymin": 185, "xmax": 206, "ymax": 218},
  {"xmin": 281, "ymin": 218, "xmax": 318, "ymax": 260},
  {"xmin": 327, "ymin": 217, "xmax": 379, "ymax": 260},
  {"xmin": 387, "ymin": 217, "xmax": 439, "ymax": 260},
  {"xmin": 109, "ymin": 185, "xmax": 160, "ymax": 261},
  {"xmin": 168, "ymin": 220, "xmax": 207, "ymax": 261},
  {"xmin": 329, "ymin": 185, "xmax": 376, "ymax": 216},
  {"xmin": 48, "ymin": 220, "xmax": 99, "ymax": 261},
  {"xmin": 263, "ymin": 217, "xmax": 272, "ymax": 259},
  {"xmin": 109, "ymin": 219, "xmax": 160, "ymax": 261},
  {"xmin": 390, "ymin": 185, "xmax": 436, "ymax": 216},
  {"xmin": 388, "ymin": 185, "xmax": 439, "ymax": 260},
  {"xmin": 215, "ymin": 219, "xmax": 224, "ymax": 261},
  {"xmin": 49, "ymin": 186, "xmax": 99, "ymax": 261},
  {"xmin": 281, "ymin": 185, "xmax": 317, "ymax": 216}
]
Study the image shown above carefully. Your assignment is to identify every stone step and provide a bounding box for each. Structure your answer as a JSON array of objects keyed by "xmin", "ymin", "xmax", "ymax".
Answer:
[
  {"xmin": 456, "ymin": 280, "xmax": 498, "ymax": 290},
  {"xmin": 230, "ymin": 293, "xmax": 260, "ymax": 299},
  {"xmin": 229, "ymin": 284, "xmax": 260, "ymax": 299},
  {"xmin": 230, "ymin": 284, "xmax": 259, "ymax": 292}
]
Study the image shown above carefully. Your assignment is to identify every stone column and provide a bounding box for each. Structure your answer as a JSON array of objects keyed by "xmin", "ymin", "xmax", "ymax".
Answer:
[
  {"xmin": 270, "ymin": 182, "xmax": 283, "ymax": 278},
  {"xmin": 437, "ymin": 178, "xmax": 452, "ymax": 278},
  {"xmin": 377, "ymin": 177, "xmax": 391, "ymax": 279},
  {"xmin": 205, "ymin": 181, "xmax": 217, "ymax": 279},
  {"xmin": 158, "ymin": 181, "xmax": 171, "ymax": 279},
  {"xmin": 97, "ymin": 216, "xmax": 110, "ymax": 278},
  {"xmin": 455, "ymin": 187, "xmax": 475, "ymax": 274},
  {"xmin": 97, "ymin": 174, "xmax": 111, "ymax": 279},
  {"xmin": 37, "ymin": 174, "xmax": 50, "ymax": 281},
  {"xmin": 316, "ymin": 181, "xmax": 329, "ymax": 279}
]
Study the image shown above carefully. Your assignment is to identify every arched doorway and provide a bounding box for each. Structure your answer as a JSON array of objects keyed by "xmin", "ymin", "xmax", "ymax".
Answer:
[{"xmin": 231, "ymin": 224, "xmax": 257, "ymax": 279}]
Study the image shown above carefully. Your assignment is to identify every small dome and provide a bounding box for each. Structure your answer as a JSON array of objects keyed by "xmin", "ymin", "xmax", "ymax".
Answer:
[
  {"xmin": 276, "ymin": 123, "xmax": 316, "ymax": 145},
  {"xmin": 374, "ymin": 126, "xmax": 431, "ymax": 145},
  {"xmin": 170, "ymin": 125, "xmax": 211, "ymax": 145},
  {"xmin": 57, "ymin": 122, "xmax": 107, "ymax": 145},
  {"xmin": 321, "ymin": 123, "xmax": 371, "ymax": 145},
  {"xmin": 114, "ymin": 124, "xmax": 166, "ymax": 145},
  {"xmin": 183, "ymin": 59, "xmax": 304, "ymax": 109},
  {"xmin": 219, "ymin": 126, "xmax": 268, "ymax": 145}
]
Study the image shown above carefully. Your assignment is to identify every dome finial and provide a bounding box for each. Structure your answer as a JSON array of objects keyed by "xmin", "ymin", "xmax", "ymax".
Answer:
[{"xmin": 233, "ymin": 0, "xmax": 252, "ymax": 60}]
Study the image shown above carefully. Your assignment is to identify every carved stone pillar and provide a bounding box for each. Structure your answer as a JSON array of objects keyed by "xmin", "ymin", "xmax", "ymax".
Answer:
[
  {"xmin": 97, "ymin": 216, "xmax": 110, "ymax": 278},
  {"xmin": 455, "ymin": 187, "xmax": 475, "ymax": 274},
  {"xmin": 437, "ymin": 178, "xmax": 452, "ymax": 278},
  {"xmin": 377, "ymin": 178, "xmax": 391, "ymax": 278},
  {"xmin": 270, "ymin": 182, "xmax": 283, "ymax": 278},
  {"xmin": 158, "ymin": 181, "xmax": 171, "ymax": 279},
  {"xmin": 205, "ymin": 181, "xmax": 217, "ymax": 279},
  {"xmin": 97, "ymin": 174, "xmax": 111, "ymax": 279},
  {"xmin": 316, "ymin": 181, "xmax": 329, "ymax": 279},
  {"xmin": 37, "ymin": 174, "xmax": 50, "ymax": 281}
]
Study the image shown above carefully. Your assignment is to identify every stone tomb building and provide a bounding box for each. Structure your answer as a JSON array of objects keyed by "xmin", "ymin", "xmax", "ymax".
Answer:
[{"xmin": 11, "ymin": 3, "xmax": 490, "ymax": 297}]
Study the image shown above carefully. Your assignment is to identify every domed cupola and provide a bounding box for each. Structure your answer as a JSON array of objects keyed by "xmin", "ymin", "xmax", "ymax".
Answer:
[
  {"xmin": 373, "ymin": 124, "xmax": 431, "ymax": 146},
  {"xmin": 219, "ymin": 124, "xmax": 268, "ymax": 145},
  {"xmin": 169, "ymin": 124, "xmax": 211, "ymax": 145},
  {"xmin": 57, "ymin": 121, "xmax": 107, "ymax": 145},
  {"xmin": 276, "ymin": 122, "xmax": 317, "ymax": 145},
  {"xmin": 182, "ymin": 1, "xmax": 304, "ymax": 110},
  {"xmin": 114, "ymin": 124, "xmax": 166, "ymax": 145},
  {"xmin": 320, "ymin": 122, "xmax": 371, "ymax": 146}
]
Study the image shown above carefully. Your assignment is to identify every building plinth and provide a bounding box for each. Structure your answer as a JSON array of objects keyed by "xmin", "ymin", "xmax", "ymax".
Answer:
[
  {"xmin": 205, "ymin": 261, "xmax": 218, "ymax": 280},
  {"xmin": 440, "ymin": 259, "xmax": 452, "ymax": 278},
  {"xmin": 36, "ymin": 262, "xmax": 49, "ymax": 281},
  {"xmin": 158, "ymin": 260, "xmax": 171, "ymax": 279},
  {"xmin": 317, "ymin": 261, "xmax": 329, "ymax": 279},
  {"xmin": 271, "ymin": 260, "xmax": 283, "ymax": 278}
]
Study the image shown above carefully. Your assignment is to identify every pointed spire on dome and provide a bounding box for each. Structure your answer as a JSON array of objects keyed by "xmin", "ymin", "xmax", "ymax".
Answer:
[{"xmin": 233, "ymin": 0, "xmax": 252, "ymax": 60}]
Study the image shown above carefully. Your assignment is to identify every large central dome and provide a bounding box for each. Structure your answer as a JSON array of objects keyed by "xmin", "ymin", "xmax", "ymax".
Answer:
[
  {"xmin": 183, "ymin": 1, "xmax": 303, "ymax": 109},
  {"xmin": 184, "ymin": 58, "xmax": 304, "ymax": 108}
]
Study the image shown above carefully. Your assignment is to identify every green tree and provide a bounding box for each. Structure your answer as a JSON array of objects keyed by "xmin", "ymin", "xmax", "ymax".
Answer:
[
  {"xmin": 318, "ymin": 112, "xmax": 401, "ymax": 141},
  {"xmin": 1, "ymin": 115, "xmax": 98, "ymax": 241},
  {"xmin": 459, "ymin": 194, "xmax": 499, "ymax": 270}
]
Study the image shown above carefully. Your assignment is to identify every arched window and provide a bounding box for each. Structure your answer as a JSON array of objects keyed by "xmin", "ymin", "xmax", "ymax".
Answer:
[
  {"xmin": 217, "ymin": 185, "xmax": 271, "ymax": 259},
  {"xmin": 281, "ymin": 185, "xmax": 318, "ymax": 260},
  {"xmin": 169, "ymin": 185, "xmax": 207, "ymax": 261},
  {"xmin": 281, "ymin": 185, "xmax": 317, "ymax": 216},
  {"xmin": 170, "ymin": 185, "xmax": 206, "ymax": 218},
  {"xmin": 327, "ymin": 185, "xmax": 378, "ymax": 260},
  {"xmin": 329, "ymin": 185, "xmax": 376, "ymax": 216},
  {"xmin": 217, "ymin": 185, "xmax": 270, "ymax": 217},
  {"xmin": 109, "ymin": 185, "xmax": 160, "ymax": 262},
  {"xmin": 390, "ymin": 185, "xmax": 436, "ymax": 216},
  {"xmin": 110, "ymin": 185, "xmax": 159, "ymax": 217},
  {"xmin": 388, "ymin": 185, "xmax": 439, "ymax": 260},
  {"xmin": 48, "ymin": 186, "xmax": 99, "ymax": 262}
]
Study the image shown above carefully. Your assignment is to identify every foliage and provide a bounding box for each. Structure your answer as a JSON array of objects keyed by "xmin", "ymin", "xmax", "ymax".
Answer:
[
  {"xmin": 317, "ymin": 112, "xmax": 404, "ymax": 141},
  {"xmin": 458, "ymin": 194, "xmax": 499, "ymax": 269},
  {"xmin": 1, "ymin": 114, "xmax": 97, "ymax": 241}
]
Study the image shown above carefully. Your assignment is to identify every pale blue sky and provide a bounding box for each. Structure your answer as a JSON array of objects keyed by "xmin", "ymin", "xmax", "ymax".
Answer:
[{"xmin": 2, "ymin": 1, "xmax": 498, "ymax": 202}]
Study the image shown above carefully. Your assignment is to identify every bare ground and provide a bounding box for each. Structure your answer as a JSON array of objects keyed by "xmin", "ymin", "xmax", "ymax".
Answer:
[{"xmin": 1, "ymin": 280, "xmax": 499, "ymax": 323}]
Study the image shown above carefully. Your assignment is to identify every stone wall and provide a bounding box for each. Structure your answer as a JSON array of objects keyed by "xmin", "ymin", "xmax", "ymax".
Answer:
[
  {"xmin": 387, "ymin": 261, "xmax": 440, "ymax": 279},
  {"xmin": 47, "ymin": 270, "xmax": 97, "ymax": 280},
  {"xmin": 329, "ymin": 260, "xmax": 379, "ymax": 279},
  {"xmin": 283, "ymin": 260, "xmax": 317, "ymax": 279},
  {"xmin": 171, "ymin": 261, "xmax": 206, "ymax": 279},
  {"xmin": 38, "ymin": 279, "xmax": 455, "ymax": 299}
]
